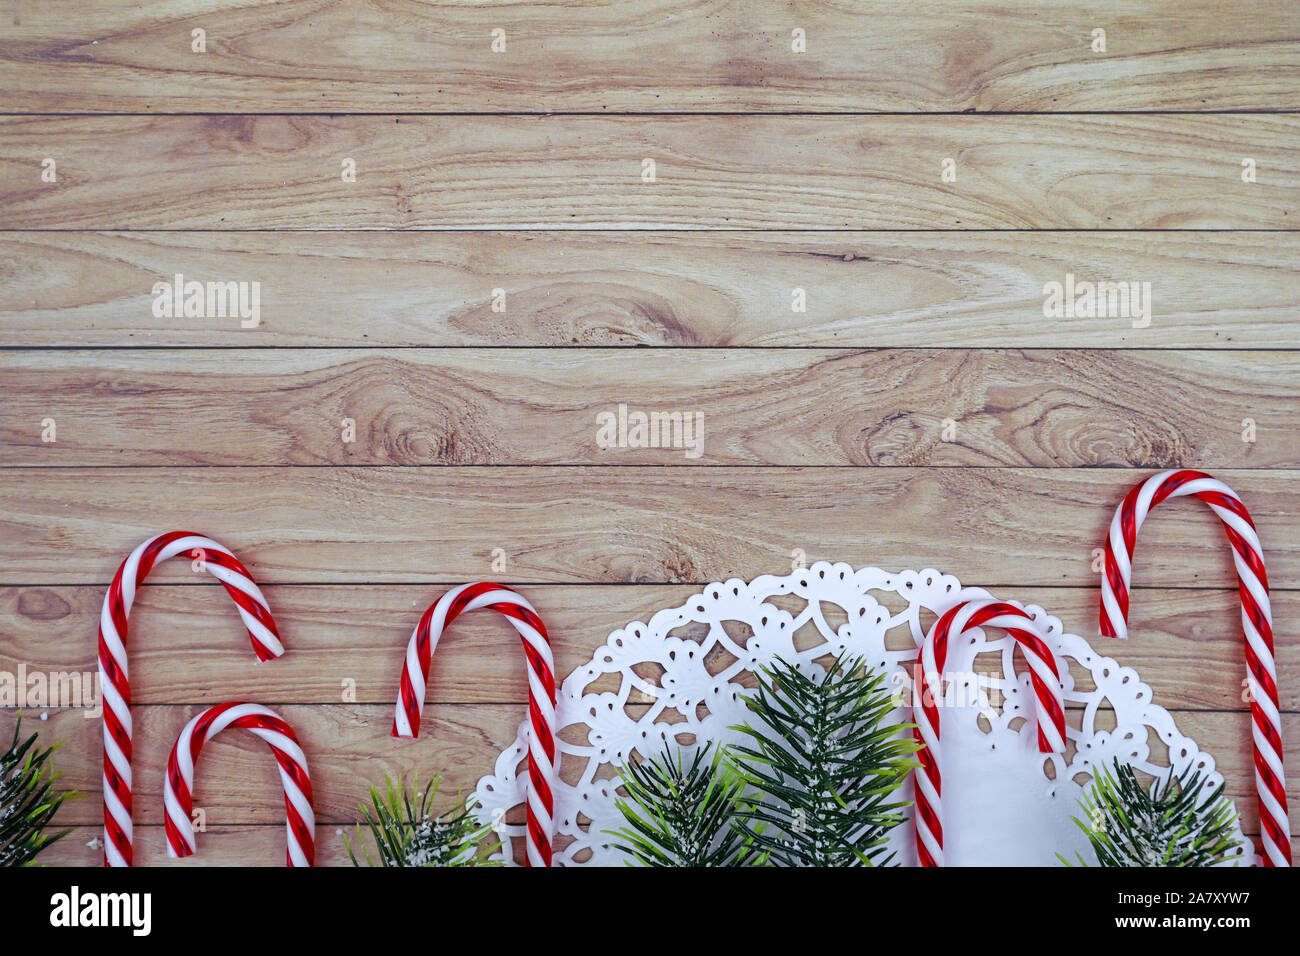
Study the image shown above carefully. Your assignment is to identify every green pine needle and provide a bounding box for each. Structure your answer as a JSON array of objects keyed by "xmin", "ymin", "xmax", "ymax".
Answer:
[
  {"xmin": 608, "ymin": 743, "xmax": 764, "ymax": 867},
  {"xmin": 728, "ymin": 654, "xmax": 919, "ymax": 867},
  {"xmin": 1, "ymin": 713, "xmax": 75, "ymax": 867},
  {"xmin": 345, "ymin": 772, "xmax": 501, "ymax": 867},
  {"xmin": 1061, "ymin": 759, "xmax": 1243, "ymax": 867}
]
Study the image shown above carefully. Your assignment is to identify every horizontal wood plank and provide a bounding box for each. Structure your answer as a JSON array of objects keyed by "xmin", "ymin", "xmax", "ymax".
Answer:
[
  {"xmin": 19, "ymin": 705, "xmax": 1296, "ymax": 837},
  {"xmin": 2, "ymin": 349, "xmax": 1296, "ymax": 467},
  {"xmin": 2, "ymin": 231, "xmax": 1298, "ymax": 348},
  {"xmin": 3, "ymin": 116, "xmax": 1297, "ymax": 230},
  {"xmin": 2, "ymin": 1, "xmax": 1296, "ymax": 113},
  {"xmin": 2, "ymin": 585, "xmax": 1295, "ymax": 710},
  {"xmin": 0, "ymin": 468, "xmax": 1294, "ymax": 586}
]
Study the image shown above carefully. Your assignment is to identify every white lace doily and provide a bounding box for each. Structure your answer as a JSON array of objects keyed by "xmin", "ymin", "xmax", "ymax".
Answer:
[{"xmin": 473, "ymin": 563, "xmax": 1253, "ymax": 866}]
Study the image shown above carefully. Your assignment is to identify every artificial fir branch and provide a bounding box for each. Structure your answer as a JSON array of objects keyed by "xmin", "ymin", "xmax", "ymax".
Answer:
[
  {"xmin": 1063, "ymin": 759, "xmax": 1242, "ymax": 867},
  {"xmin": 608, "ymin": 743, "xmax": 763, "ymax": 867},
  {"xmin": 346, "ymin": 772, "xmax": 500, "ymax": 867},
  {"xmin": 729, "ymin": 655, "xmax": 918, "ymax": 867},
  {"xmin": 1, "ymin": 713, "xmax": 74, "ymax": 867}
]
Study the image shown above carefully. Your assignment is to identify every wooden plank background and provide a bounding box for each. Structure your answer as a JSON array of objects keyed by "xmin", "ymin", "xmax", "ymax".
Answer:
[{"xmin": 1, "ymin": 0, "xmax": 1296, "ymax": 866}]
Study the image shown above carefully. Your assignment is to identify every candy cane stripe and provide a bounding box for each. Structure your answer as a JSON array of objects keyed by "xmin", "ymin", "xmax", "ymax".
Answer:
[
  {"xmin": 912, "ymin": 600, "xmax": 1068, "ymax": 866},
  {"xmin": 163, "ymin": 702, "xmax": 315, "ymax": 866},
  {"xmin": 391, "ymin": 583, "xmax": 556, "ymax": 867},
  {"xmin": 1100, "ymin": 470, "xmax": 1290, "ymax": 867},
  {"xmin": 98, "ymin": 532, "xmax": 283, "ymax": 867}
]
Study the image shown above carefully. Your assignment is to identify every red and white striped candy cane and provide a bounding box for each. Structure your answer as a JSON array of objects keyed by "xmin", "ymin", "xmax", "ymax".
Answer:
[
  {"xmin": 913, "ymin": 599, "xmax": 1068, "ymax": 867},
  {"xmin": 164, "ymin": 702, "xmax": 314, "ymax": 866},
  {"xmin": 99, "ymin": 532, "xmax": 284, "ymax": 867},
  {"xmin": 1100, "ymin": 469, "xmax": 1291, "ymax": 867},
  {"xmin": 391, "ymin": 582, "xmax": 556, "ymax": 867}
]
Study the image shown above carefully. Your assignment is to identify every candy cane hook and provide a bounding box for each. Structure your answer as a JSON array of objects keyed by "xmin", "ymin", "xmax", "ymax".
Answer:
[
  {"xmin": 1100, "ymin": 469, "xmax": 1291, "ymax": 867},
  {"xmin": 99, "ymin": 531, "xmax": 284, "ymax": 867},
  {"xmin": 912, "ymin": 599, "xmax": 1068, "ymax": 867},
  {"xmin": 391, "ymin": 582, "xmax": 557, "ymax": 867},
  {"xmin": 164, "ymin": 703, "xmax": 314, "ymax": 866}
]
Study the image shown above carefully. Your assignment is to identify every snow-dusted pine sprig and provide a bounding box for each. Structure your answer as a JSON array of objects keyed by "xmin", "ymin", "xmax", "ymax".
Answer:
[
  {"xmin": 345, "ymin": 772, "xmax": 501, "ymax": 867},
  {"xmin": 729, "ymin": 654, "xmax": 918, "ymax": 867},
  {"xmin": 1, "ymin": 713, "xmax": 74, "ymax": 867},
  {"xmin": 608, "ymin": 743, "xmax": 765, "ymax": 866},
  {"xmin": 1064, "ymin": 759, "xmax": 1241, "ymax": 867}
]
